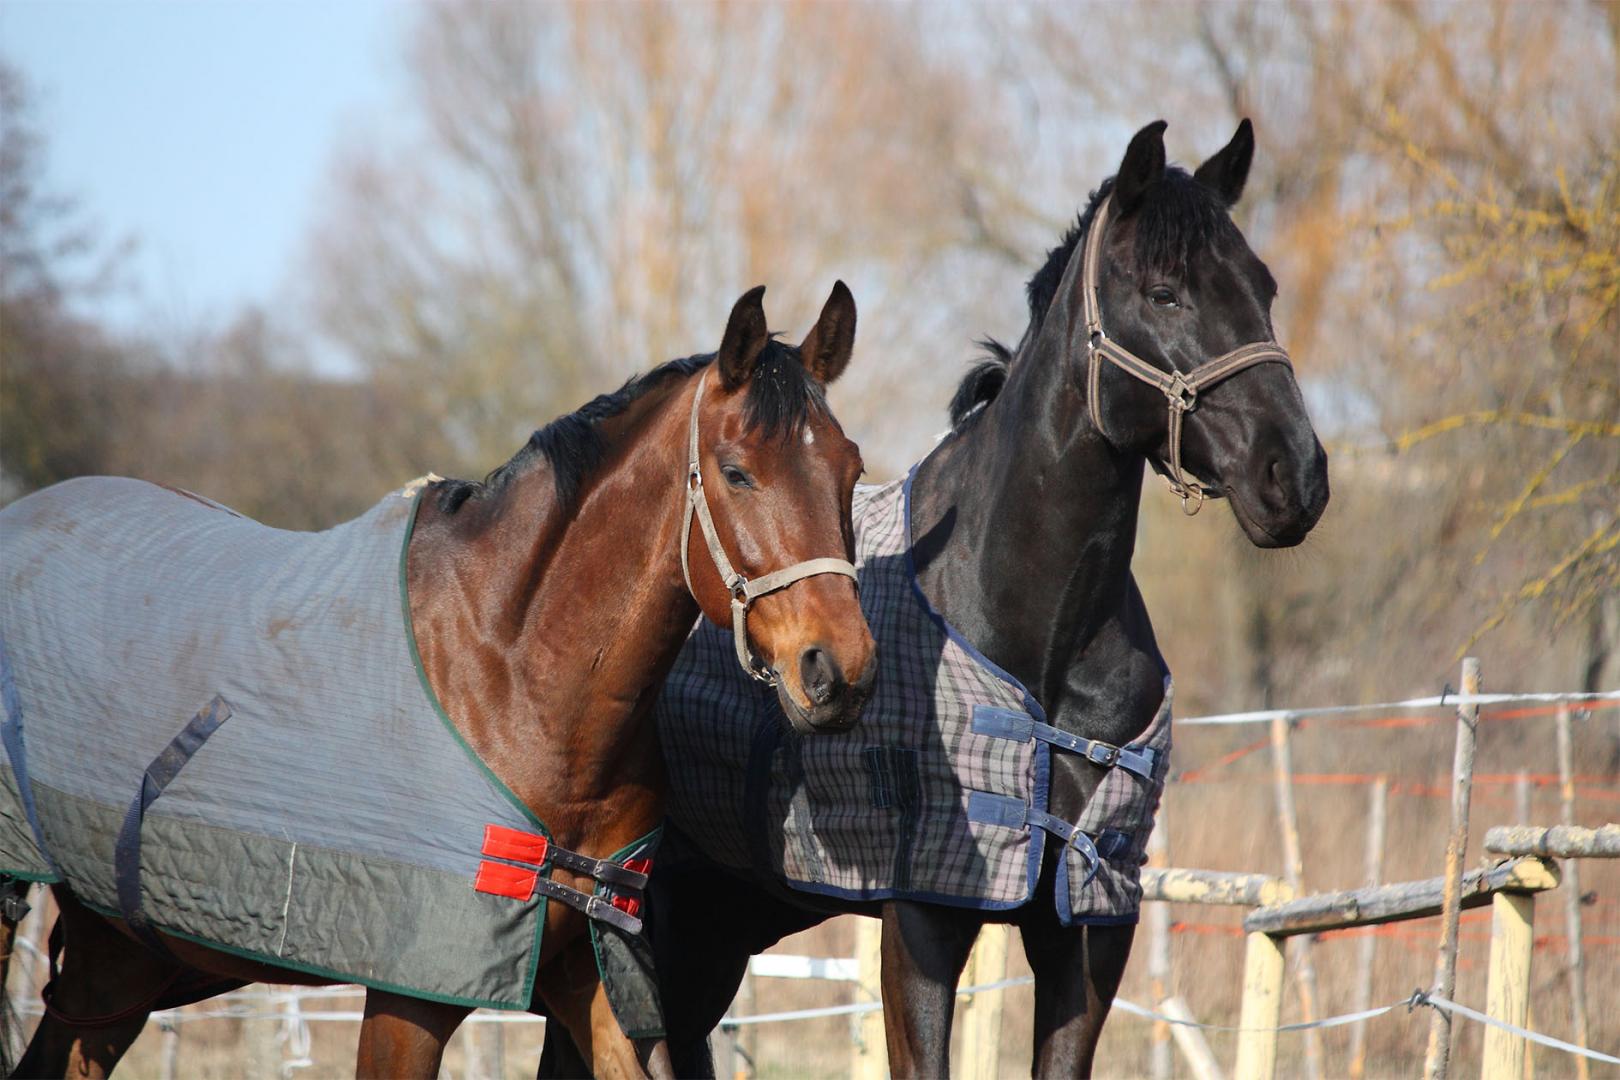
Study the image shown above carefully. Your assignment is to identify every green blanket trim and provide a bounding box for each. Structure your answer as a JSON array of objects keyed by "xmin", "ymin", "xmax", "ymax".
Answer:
[
  {"xmin": 79, "ymin": 897, "xmax": 537, "ymax": 1012},
  {"xmin": 589, "ymin": 825, "xmax": 667, "ymax": 1039},
  {"xmin": 398, "ymin": 490, "xmax": 551, "ymax": 837},
  {"xmin": 397, "ymin": 489, "xmax": 549, "ymax": 1009}
]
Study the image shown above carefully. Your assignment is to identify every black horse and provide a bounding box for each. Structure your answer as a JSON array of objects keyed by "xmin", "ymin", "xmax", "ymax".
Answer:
[{"xmin": 544, "ymin": 118, "xmax": 1330, "ymax": 1078}]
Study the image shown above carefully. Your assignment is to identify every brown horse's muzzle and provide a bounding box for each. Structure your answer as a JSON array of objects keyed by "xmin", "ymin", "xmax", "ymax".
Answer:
[{"xmin": 750, "ymin": 576, "xmax": 876, "ymax": 733}]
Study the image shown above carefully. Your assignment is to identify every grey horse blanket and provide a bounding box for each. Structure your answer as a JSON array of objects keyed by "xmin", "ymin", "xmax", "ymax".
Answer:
[
  {"xmin": 0, "ymin": 476, "xmax": 647, "ymax": 1012},
  {"xmin": 659, "ymin": 473, "xmax": 1172, "ymax": 925}
]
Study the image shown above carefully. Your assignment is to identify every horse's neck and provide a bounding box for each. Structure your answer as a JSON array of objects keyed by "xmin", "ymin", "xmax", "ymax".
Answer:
[
  {"xmin": 911, "ymin": 310, "xmax": 1164, "ymax": 744},
  {"xmin": 407, "ymin": 384, "xmax": 696, "ymax": 850}
]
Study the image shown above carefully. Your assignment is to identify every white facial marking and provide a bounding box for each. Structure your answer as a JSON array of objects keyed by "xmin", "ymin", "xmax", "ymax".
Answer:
[{"xmin": 803, "ymin": 427, "xmax": 815, "ymax": 446}]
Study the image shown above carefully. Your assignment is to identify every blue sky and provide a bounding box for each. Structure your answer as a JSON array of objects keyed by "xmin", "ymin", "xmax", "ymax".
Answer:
[{"xmin": 3, "ymin": 0, "xmax": 405, "ymax": 334}]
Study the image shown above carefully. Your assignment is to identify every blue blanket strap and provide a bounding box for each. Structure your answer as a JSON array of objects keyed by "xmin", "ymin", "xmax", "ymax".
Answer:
[
  {"xmin": 967, "ymin": 791, "xmax": 1101, "ymax": 891},
  {"xmin": 0, "ymin": 637, "xmax": 62, "ymax": 881},
  {"xmin": 115, "ymin": 695, "xmax": 233, "ymax": 959},
  {"xmin": 972, "ymin": 705, "xmax": 1158, "ymax": 780}
]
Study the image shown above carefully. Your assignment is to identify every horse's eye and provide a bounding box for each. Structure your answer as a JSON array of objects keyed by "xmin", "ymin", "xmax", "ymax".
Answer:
[
  {"xmin": 1148, "ymin": 286, "xmax": 1180, "ymax": 308},
  {"xmin": 721, "ymin": 465, "xmax": 753, "ymax": 489}
]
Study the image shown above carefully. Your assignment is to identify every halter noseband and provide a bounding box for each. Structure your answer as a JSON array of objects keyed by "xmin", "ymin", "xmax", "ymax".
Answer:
[
  {"xmin": 1081, "ymin": 195, "xmax": 1294, "ymax": 515},
  {"xmin": 681, "ymin": 370, "xmax": 859, "ymax": 684}
]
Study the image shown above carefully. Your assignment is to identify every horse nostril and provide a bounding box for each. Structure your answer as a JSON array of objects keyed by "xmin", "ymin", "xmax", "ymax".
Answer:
[{"xmin": 799, "ymin": 645, "xmax": 846, "ymax": 707}]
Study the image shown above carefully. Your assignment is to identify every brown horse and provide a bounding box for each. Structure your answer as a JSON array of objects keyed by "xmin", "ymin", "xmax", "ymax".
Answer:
[{"xmin": 0, "ymin": 283, "xmax": 876, "ymax": 1078}]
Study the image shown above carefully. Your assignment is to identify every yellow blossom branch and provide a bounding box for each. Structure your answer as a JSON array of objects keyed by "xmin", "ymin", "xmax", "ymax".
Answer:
[
  {"xmin": 1473, "ymin": 432, "xmax": 1583, "ymax": 566},
  {"xmin": 1458, "ymin": 513, "xmax": 1620, "ymax": 660},
  {"xmin": 1396, "ymin": 411, "xmax": 1620, "ymax": 452}
]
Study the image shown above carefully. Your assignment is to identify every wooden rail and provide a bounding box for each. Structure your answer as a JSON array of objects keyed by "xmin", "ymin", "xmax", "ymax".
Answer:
[
  {"xmin": 1142, "ymin": 867, "xmax": 1295, "ymax": 907},
  {"xmin": 1483, "ymin": 823, "xmax": 1620, "ymax": 858},
  {"xmin": 1234, "ymin": 856, "xmax": 1560, "ymax": 1080},
  {"xmin": 1242, "ymin": 856, "xmax": 1559, "ymax": 938}
]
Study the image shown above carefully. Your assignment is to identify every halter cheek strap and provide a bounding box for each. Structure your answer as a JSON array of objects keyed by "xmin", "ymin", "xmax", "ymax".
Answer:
[
  {"xmin": 1081, "ymin": 195, "xmax": 1295, "ymax": 515},
  {"xmin": 680, "ymin": 371, "xmax": 859, "ymax": 684}
]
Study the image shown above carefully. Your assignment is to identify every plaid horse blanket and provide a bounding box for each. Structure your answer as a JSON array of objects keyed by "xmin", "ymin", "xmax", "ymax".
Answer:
[
  {"xmin": 659, "ymin": 473, "xmax": 1172, "ymax": 924},
  {"xmin": 0, "ymin": 476, "xmax": 650, "ymax": 1014}
]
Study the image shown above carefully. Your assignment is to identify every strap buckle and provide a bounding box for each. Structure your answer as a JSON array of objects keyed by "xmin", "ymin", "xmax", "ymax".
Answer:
[{"xmin": 1086, "ymin": 742, "xmax": 1121, "ymax": 768}]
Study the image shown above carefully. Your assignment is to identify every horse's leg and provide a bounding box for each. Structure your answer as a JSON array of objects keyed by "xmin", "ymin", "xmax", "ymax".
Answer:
[
  {"xmin": 0, "ymin": 884, "xmax": 20, "ymax": 1073},
  {"xmin": 537, "ymin": 935, "xmax": 672, "ymax": 1080},
  {"xmin": 13, "ymin": 890, "xmax": 167, "ymax": 1079},
  {"xmin": 650, "ymin": 854, "xmax": 829, "ymax": 1078},
  {"xmin": 536, "ymin": 1019, "xmax": 591, "ymax": 1079},
  {"xmin": 879, "ymin": 901, "xmax": 982, "ymax": 1078},
  {"xmin": 354, "ymin": 990, "xmax": 467, "ymax": 1079},
  {"xmin": 1019, "ymin": 907, "xmax": 1136, "ymax": 1078}
]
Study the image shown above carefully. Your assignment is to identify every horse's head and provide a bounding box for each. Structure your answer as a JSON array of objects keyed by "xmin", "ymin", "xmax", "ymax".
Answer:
[
  {"xmin": 1076, "ymin": 119, "xmax": 1329, "ymax": 547},
  {"xmin": 683, "ymin": 283, "xmax": 876, "ymax": 733}
]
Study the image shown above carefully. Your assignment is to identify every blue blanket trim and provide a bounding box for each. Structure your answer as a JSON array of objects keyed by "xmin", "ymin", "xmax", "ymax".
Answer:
[
  {"xmin": 1055, "ymin": 671, "xmax": 1174, "ymax": 927},
  {"xmin": 901, "ymin": 467, "xmax": 1050, "ymax": 910},
  {"xmin": 115, "ymin": 694, "xmax": 233, "ymax": 956},
  {"xmin": 0, "ymin": 636, "xmax": 61, "ymax": 882}
]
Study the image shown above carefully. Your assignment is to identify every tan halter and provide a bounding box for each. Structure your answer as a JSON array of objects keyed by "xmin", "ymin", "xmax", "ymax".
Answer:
[
  {"xmin": 681, "ymin": 370, "xmax": 859, "ymax": 684},
  {"xmin": 1081, "ymin": 194, "xmax": 1294, "ymax": 515}
]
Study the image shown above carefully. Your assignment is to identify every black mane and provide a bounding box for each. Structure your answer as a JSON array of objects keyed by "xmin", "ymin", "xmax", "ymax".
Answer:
[
  {"xmin": 951, "ymin": 167, "xmax": 1241, "ymax": 429},
  {"xmin": 435, "ymin": 340, "xmax": 825, "ymax": 514}
]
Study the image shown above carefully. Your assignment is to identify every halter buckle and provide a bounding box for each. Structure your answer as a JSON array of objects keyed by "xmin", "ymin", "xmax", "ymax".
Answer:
[{"xmin": 1086, "ymin": 743, "xmax": 1121, "ymax": 768}]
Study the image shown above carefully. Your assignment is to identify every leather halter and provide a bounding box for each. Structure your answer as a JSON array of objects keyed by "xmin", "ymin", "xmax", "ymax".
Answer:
[
  {"xmin": 1081, "ymin": 194, "xmax": 1295, "ymax": 515},
  {"xmin": 681, "ymin": 370, "xmax": 859, "ymax": 684}
]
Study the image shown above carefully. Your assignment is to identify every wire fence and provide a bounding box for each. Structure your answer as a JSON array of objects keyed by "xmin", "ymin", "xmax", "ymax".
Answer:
[{"xmin": 4, "ymin": 684, "xmax": 1615, "ymax": 1076}]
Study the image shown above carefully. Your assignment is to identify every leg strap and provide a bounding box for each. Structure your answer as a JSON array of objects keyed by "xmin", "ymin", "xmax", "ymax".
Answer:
[
  {"xmin": 0, "ymin": 637, "xmax": 61, "ymax": 880},
  {"xmin": 115, "ymin": 695, "xmax": 232, "ymax": 960}
]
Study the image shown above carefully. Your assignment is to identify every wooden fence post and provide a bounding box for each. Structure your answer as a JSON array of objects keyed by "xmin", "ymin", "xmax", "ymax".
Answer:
[
  {"xmin": 1555, "ymin": 704, "xmax": 1591, "ymax": 1080},
  {"xmin": 735, "ymin": 964, "xmax": 757, "ymax": 1080},
  {"xmin": 1482, "ymin": 891, "xmax": 1536, "ymax": 1080},
  {"xmin": 1347, "ymin": 775, "xmax": 1388, "ymax": 1080},
  {"xmin": 159, "ymin": 1018, "xmax": 181, "ymax": 1080},
  {"xmin": 1146, "ymin": 820, "xmax": 1173, "ymax": 1080},
  {"xmin": 243, "ymin": 986, "xmax": 281, "ymax": 1080},
  {"xmin": 1160, "ymin": 996, "xmax": 1226, "ymax": 1080},
  {"xmin": 1423, "ymin": 656, "xmax": 1481, "ymax": 1080},
  {"xmin": 852, "ymin": 917, "xmax": 887, "ymax": 1080},
  {"xmin": 1269, "ymin": 711, "xmax": 1322, "ymax": 1080},
  {"xmin": 959, "ymin": 924, "xmax": 1009, "ymax": 1080},
  {"xmin": 466, "ymin": 1015, "xmax": 506, "ymax": 1080},
  {"xmin": 1235, "ymin": 931, "xmax": 1285, "ymax": 1080}
]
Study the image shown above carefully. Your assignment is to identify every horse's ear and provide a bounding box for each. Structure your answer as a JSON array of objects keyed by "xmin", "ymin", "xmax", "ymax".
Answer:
[
  {"xmin": 1113, "ymin": 120, "xmax": 1168, "ymax": 216},
  {"xmin": 717, "ymin": 285, "xmax": 770, "ymax": 391},
  {"xmin": 798, "ymin": 280, "xmax": 857, "ymax": 385},
  {"xmin": 1193, "ymin": 118, "xmax": 1254, "ymax": 207}
]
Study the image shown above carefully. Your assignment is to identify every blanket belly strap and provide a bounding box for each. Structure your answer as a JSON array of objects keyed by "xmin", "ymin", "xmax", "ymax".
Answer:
[
  {"xmin": 971, "ymin": 705, "xmax": 1158, "ymax": 780},
  {"xmin": 115, "ymin": 695, "xmax": 233, "ymax": 958},
  {"xmin": 0, "ymin": 637, "xmax": 60, "ymax": 880}
]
